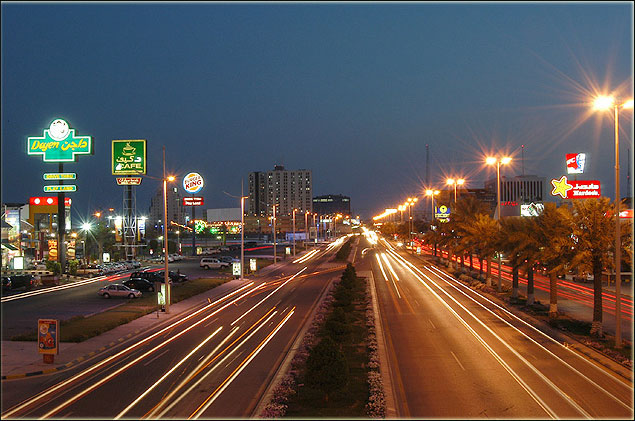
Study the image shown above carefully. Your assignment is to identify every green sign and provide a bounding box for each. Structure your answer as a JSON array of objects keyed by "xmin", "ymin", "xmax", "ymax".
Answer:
[
  {"xmin": 28, "ymin": 119, "xmax": 92, "ymax": 162},
  {"xmin": 43, "ymin": 173, "xmax": 76, "ymax": 180},
  {"xmin": 44, "ymin": 185, "xmax": 77, "ymax": 192},
  {"xmin": 112, "ymin": 140, "xmax": 146, "ymax": 175}
]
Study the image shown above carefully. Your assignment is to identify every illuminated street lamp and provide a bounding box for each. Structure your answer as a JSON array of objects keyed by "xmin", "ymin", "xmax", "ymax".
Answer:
[
  {"xmin": 446, "ymin": 178, "xmax": 465, "ymax": 203},
  {"xmin": 593, "ymin": 94, "xmax": 633, "ymax": 348},
  {"xmin": 425, "ymin": 190, "xmax": 440, "ymax": 223},
  {"xmin": 272, "ymin": 204, "xmax": 278, "ymax": 264},
  {"xmin": 292, "ymin": 208, "xmax": 297, "ymax": 257},
  {"xmin": 162, "ymin": 147, "xmax": 176, "ymax": 314},
  {"xmin": 486, "ymin": 155, "xmax": 512, "ymax": 292},
  {"xmin": 240, "ymin": 194, "xmax": 247, "ymax": 281}
]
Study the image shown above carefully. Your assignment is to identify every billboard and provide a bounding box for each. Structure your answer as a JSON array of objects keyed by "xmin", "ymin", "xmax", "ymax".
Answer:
[
  {"xmin": 566, "ymin": 153, "xmax": 586, "ymax": 174},
  {"xmin": 551, "ymin": 175, "xmax": 601, "ymax": 199},
  {"xmin": 183, "ymin": 172, "xmax": 204, "ymax": 194},
  {"xmin": 183, "ymin": 197, "xmax": 204, "ymax": 206},
  {"xmin": 38, "ymin": 319, "xmax": 59, "ymax": 355},
  {"xmin": 521, "ymin": 202, "xmax": 544, "ymax": 217},
  {"xmin": 112, "ymin": 140, "xmax": 147, "ymax": 175},
  {"xmin": 28, "ymin": 119, "xmax": 93, "ymax": 162}
]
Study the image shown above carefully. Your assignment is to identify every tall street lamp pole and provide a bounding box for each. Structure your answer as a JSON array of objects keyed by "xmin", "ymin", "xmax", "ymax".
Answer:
[
  {"xmin": 241, "ymin": 194, "xmax": 247, "ymax": 281},
  {"xmin": 162, "ymin": 147, "xmax": 176, "ymax": 314},
  {"xmin": 272, "ymin": 204, "xmax": 277, "ymax": 264},
  {"xmin": 304, "ymin": 211, "xmax": 309, "ymax": 248},
  {"xmin": 593, "ymin": 95, "xmax": 633, "ymax": 348},
  {"xmin": 446, "ymin": 178, "xmax": 465, "ymax": 203},
  {"xmin": 292, "ymin": 208, "xmax": 296, "ymax": 257},
  {"xmin": 487, "ymin": 156, "xmax": 511, "ymax": 292}
]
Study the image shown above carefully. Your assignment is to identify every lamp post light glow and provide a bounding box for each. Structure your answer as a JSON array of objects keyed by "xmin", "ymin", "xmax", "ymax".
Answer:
[
  {"xmin": 292, "ymin": 209, "xmax": 297, "ymax": 257},
  {"xmin": 446, "ymin": 178, "xmax": 466, "ymax": 203},
  {"xmin": 593, "ymin": 93, "xmax": 633, "ymax": 347},
  {"xmin": 162, "ymin": 147, "xmax": 176, "ymax": 314},
  {"xmin": 486, "ymin": 156, "xmax": 512, "ymax": 292},
  {"xmin": 272, "ymin": 204, "xmax": 277, "ymax": 264}
]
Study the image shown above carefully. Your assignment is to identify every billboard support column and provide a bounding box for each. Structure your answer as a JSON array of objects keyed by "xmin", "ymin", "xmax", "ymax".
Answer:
[
  {"xmin": 191, "ymin": 193, "xmax": 196, "ymax": 256},
  {"xmin": 57, "ymin": 163, "xmax": 66, "ymax": 272}
]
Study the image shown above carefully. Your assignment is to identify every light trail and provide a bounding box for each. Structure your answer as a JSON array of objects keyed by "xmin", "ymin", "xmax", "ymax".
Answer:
[
  {"xmin": 2, "ymin": 282, "xmax": 256, "ymax": 419},
  {"xmin": 292, "ymin": 249, "xmax": 319, "ymax": 264},
  {"xmin": 381, "ymin": 253, "xmax": 400, "ymax": 281},
  {"xmin": 189, "ymin": 308, "xmax": 295, "ymax": 419},
  {"xmin": 114, "ymin": 326, "xmax": 223, "ymax": 419},
  {"xmin": 375, "ymin": 254, "xmax": 390, "ymax": 283},
  {"xmin": 230, "ymin": 267, "xmax": 306, "ymax": 326},
  {"xmin": 153, "ymin": 309, "xmax": 280, "ymax": 418}
]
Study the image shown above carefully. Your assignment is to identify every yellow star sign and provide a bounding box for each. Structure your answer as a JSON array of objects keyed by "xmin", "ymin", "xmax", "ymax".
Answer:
[{"xmin": 551, "ymin": 175, "xmax": 573, "ymax": 199}]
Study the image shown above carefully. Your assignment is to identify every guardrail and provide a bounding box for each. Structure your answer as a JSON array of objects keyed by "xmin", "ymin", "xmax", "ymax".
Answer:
[{"xmin": 1, "ymin": 270, "xmax": 53, "ymax": 276}]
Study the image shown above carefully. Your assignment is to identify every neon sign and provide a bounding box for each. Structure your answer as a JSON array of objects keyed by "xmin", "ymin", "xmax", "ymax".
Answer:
[
  {"xmin": 28, "ymin": 119, "xmax": 93, "ymax": 162},
  {"xmin": 551, "ymin": 175, "xmax": 600, "ymax": 199},
  {"xmin": 566, "ymin": 153, "xmax": 586, "ymax": 174}
]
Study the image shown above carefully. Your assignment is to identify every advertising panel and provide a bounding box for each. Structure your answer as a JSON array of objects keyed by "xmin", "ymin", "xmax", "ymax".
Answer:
[
  {"xmin": 67, "ymin": 239, "xmax": 76, "ymax": 260},
  {"xmin": 38, "ymin": 319, "xmax": 59, "ymax": 355},
  {"xmin": 48, "ymin": 240, "xmax": 58, "ymax": 261},
  {"xmin": 250, "ymin": 258, "xmax": 257, "ymax": 272},
  {"xmin": 112, "ymin": 140, "xmax": 147, "ymax": 175},
  {"xmin": 434, "ymin": 205, "xmax": 450, "ymax": 222},
  {"xmin": 183, "ymin": 197, "xmax": 204, "ymax": 206},
  {"xmin": 520, "ymin": 202, "xmax": 544, "ymax": 217},
  {"xmin": 116, "ymin": 177, "xmax": 143, "ymax": 186},
  {"xmin": 43, "ymin": 173, "xmax": 76, "ymax": 180},
  {"xmin": 28, "ymin": 119, "xmax": 93, "ymax": 162},
  {"xmin": 566, "ymin": 153, "xmax": 586, "ymax": 174},
  {"xmin": 232, "ymin": 262, "xmax": 241, "ymax": 276},
  {"xmin": 183, "ymin": 172, "xmax": 204, "ymax": 194},
  {"xmin": 551, "ymin": 175, "xmax": 600, "ymax": 199}
]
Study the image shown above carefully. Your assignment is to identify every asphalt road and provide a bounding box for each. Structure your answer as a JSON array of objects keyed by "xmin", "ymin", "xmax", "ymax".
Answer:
[
  {"xmin": 1, "ymin": 241, "xmax": 349, "ymax": 418},
  {"xmin": 363, "ymin": 235, "xmax": 633, "ymax": 418}
]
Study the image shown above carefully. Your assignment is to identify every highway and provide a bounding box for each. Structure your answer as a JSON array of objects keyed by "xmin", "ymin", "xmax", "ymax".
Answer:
[
  {"xmin": 359, "ymin": 232, "xmax": 633, "ymax": 419},
  {"xmin": 1, "ymin": 242, "xmax": 347, "ymax": 419}
]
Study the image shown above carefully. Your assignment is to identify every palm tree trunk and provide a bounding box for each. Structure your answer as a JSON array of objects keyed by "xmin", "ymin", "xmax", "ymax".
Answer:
[
  {"xmin": 479, "ymin": 257, "xmax": 483, "ymax": 280},
  {"xmin": 549, "ymin": 272, "xmax": 558, "ymax": 319},
  {"xmin": 590, "ymin": 257, "xmax": 603, "ymax": 337},
  {"xmin": 512, "ymin": 266, "xmax": 519, "ymax": 299},
  {"xmin": 526, "ymin": 266, "xmax": 534, "ymax": 305},
  {"xmin": 486, "ymin": 255, "xmax": 492, "ymax": 287},
  {"xmin": 469, "ymin": 253, "xmax": 473, "ymax": 271}
]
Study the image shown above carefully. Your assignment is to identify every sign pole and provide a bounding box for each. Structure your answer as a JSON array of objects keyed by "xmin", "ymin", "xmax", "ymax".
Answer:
[
  {"xmin": 192, "ymin": 193, "xmax": 196, "ymax": 256},
  {"xmin": 57, "ymin": 163, "xmax": 66, "ymax": 273}
]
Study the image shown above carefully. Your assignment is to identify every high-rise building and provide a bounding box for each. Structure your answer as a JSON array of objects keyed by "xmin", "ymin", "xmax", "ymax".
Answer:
[
  {"xmin": 148, "ymin": 186, "xmax": 186, "ymax": 231},
  {"xmin": 312, "ymin": 194, "xmax": 351, "ymax": 216},
  {"xmin": 248, "ymin": 165, "xmax": 312, "ymax": 216}
]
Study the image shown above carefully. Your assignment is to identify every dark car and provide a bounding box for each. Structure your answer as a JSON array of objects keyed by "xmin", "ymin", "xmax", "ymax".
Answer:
[
  {"xmin": 2, "ymin": 275, "xmax": 35, "ymax": 291},
  {"xmin": 123, "ymin": 278, "xmax": 156, "ymax": 292},
  {"xmin": 156, "ymin": 270, "xmax": 188, "ymax": 283},
  {"xmin": 130, "ymin": 270, "xmax": 164, "ymax": 283}
]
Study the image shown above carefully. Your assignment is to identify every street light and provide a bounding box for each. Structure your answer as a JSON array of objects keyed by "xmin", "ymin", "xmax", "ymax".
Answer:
[
  {"xmin": 593, "ymin": 94, "xmax": 633, "ymax": 348},
  {"xmin": 272, "ymin": 204, "xmax": 277, "ymax": 264},
  {"xmin": 241, "ymin": 194, "xmax": 247, "ymax": 281},
  {"xmin": 486, "ymin": 155, "xmax": 512, "ymax": 292},
  {"xmin": 292, "ymin": 208, "xmax": 297, "ymax": 257},
  {"xmin": 425, "ymin": 190, "xmax": 440, "ymax": 223},
  {"xmin": 446, "ymin": 178, "xmax": 465, "ymax": 203},
  {"xmin": 406, "ymin": 198, "xmax": 418, "ymax": 251},
  {"xmin": 304, "ymin": 210, "xmax": 309, "ymax": 248},
  {"xmin": 162, "ymin": 146, "xmax": 176, "ymax": 314}
]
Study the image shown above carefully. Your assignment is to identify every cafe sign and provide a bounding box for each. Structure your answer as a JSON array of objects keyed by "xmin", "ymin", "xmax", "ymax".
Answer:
[
  {"xmin": 112, "ymin": 140, "xmax": 146, "ymax": 175},
  {"xmin": 28, "ymin": 119, "xmax": 92, "ymax": 162}
]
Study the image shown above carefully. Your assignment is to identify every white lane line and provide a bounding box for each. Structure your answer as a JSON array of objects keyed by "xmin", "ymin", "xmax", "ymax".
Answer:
[
  {"xmin": 450, "ymin": 351, "xmax": 466, "ymax": 371},
  {"xmin": 143, "ymin": 349, "xmax": 170, "ymax": 367}
]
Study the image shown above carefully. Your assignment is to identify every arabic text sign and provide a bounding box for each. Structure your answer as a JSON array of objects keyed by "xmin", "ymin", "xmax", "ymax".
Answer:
[
  {"xmin": 38, "ymin": 319, "xmax": 59, "ymax": 355},
  {"xmin": 112, "ymin": 140, "xmax": 146, "ymax": 175},
  {"xmin": 28, "ymin": 119, "xmax": 92, "ymax": 162},
  {"xmin": 44, "ymin": 185, "xmax": 77, "ymax": 192},
  {"xmin": 116, "ymin": 177, "xmax": 143, "ymax": 186},
  {"xmin": 183, "ymin": 197, "xmax": 204, "ymax": 206},
  {"xmin": 551, "ymin": 175, "xmax": 600, "ymax": 199}
]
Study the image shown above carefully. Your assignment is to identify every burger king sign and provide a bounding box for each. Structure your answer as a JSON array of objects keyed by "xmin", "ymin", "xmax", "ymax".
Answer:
[{"xmin": 183, "ymin": 172, "xmax": 204, "ymax": 194}]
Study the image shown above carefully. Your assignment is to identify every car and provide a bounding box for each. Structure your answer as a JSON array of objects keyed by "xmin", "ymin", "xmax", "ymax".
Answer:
[
  {"xmin": 202, "ymin": 248, "xmax": 220, "ymax": 255},
  {"xmin": 156, "ymin": 270, "xmax": 188, "ymax": 283},
  {"xmin": 2, "ymin": 275, "xmax": 36, "ymax": 291},
  {"xmin": 98, "ymin": 283, "xmax": 142, "ymax": 299},
  {"xmin": 123, "ymin": 278, "xmax": 156, "ymax": 292},
  {"xmin": 219, "ymin": 256, "xmax": 236, "ymax": 264},
  {"xmin": 200, "ymin": 257, "xmax": 228, "ymax": 269},
  {"xmin": 130, "ymin": 270, "xmax": 164, "ymax": 283}
]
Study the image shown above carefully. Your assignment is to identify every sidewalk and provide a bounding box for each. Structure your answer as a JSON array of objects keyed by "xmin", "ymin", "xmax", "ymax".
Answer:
[{"xmin": 1, "ymin": 278, "xmax": 247, "ymax": 379}]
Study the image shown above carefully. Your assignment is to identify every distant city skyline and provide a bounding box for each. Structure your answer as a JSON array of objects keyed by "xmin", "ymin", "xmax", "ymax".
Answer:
[{"xmin": 1, "ymin": 2, "xmax": 632, "ymax": 220}]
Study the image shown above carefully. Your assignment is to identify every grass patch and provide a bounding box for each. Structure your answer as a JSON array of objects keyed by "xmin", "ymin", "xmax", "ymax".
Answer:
[
  {"xmin": 284, "ymin": 264, "xmax": 370, "ymax": 418},
  {"xmin": 11, "ymin": 277, "xmax": 228, "ymax": 343}
]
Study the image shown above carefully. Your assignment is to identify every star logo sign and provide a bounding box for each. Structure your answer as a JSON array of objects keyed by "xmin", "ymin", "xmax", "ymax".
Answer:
[{"xmin": 551, "ymin": 175, "xmax": 573, "ymax": 199}]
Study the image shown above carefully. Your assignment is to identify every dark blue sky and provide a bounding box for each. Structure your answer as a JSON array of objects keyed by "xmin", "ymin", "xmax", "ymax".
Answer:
[{"xmin": 2, "ymin": 2, "xmax": 633, "ymax": 221}]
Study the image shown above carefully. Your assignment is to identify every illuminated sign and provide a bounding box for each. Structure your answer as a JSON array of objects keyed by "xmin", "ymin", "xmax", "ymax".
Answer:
[
  {"xmin": 551, "ymin": 175, "xmax": 600, "ymax": 199},
  {"xmin": 521, "ymin": 203, "xmax": 544, "ymax": 217},
  {"xmin": 44, "ymin": 185, "xmax": 77, "ymax": 192},
  {"xmin": 48, "ymin": 240, "xmax": 58, "ymax": 261},
  {"xmin": 566, "ymin": 153, "xmax": 586, "ymax": 174},
  {"xmin": 43, "ymin": 173, "xmax": 76, "ymax": 180},
  {"xmin": 233, "ymin": 262, "xmax": 241, "ymax": 276},
  {"xmin": 183, "ymin": 172, "xmax": 204, "ymax": 194},
  {"xmin": 183, "ymin": 197, "xmax": 204, "ymax": 206},
  {"xmin": 28, "ymin": 119, "xmax": 92, "ymax": 162},
  {"xmin": 194, "ymin": 220, "xmax": 207, "ymax": 234},
  {"xmin": 434, "ymin": 205, "xmax": 450, "ymax": 222},
  {"xmin": 250, "ymin": 258, "xmax": 257, "ymax": 272},
  {"xmin": 116, "ymin": 177, "xmax": 143, "ymax": 185},
  {"xmin": 30, "ymin": 197, "xmax": 71, "ymax": 206},
  {"xmin": 620, "ymin": 209, "xmax": 633, "ymax": 219},
  {"xmin": 112, "ymin": 140, "xmax": 146, "ymax": 175}
]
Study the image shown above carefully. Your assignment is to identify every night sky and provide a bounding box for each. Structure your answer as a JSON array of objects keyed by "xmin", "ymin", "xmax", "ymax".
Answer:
[{"xmin": 1, "ymin": 2, "xmax": 633, "ymax": 222}]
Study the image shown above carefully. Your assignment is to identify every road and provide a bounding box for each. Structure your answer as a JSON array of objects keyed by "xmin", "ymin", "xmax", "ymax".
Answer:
[
  {"xmin": 362, "ymin": 233, "xmax": 633, "ymax": 418},
  {"xmin": 1, "ymin": 240, "xmax": 349, "ymax": 418}
]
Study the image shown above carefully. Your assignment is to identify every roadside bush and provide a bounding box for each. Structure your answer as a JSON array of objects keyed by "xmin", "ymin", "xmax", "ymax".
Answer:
[
  {"xmin": 305, "ymin": 336, "xmax": 349, "ymax": 401},
  {"xmin": 335, "ymin": 239, "xmax": 352, "ymax": 261},
  {"xmin": 68, "ymin": 259, "xmax": 79, "ymax": 276},
  {"xmin": 45, "ymin": 260, "xmax": 61, "ymax": 275}
]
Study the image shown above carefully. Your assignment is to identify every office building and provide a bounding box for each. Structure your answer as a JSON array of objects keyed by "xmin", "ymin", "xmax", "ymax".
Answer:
[
  {"xmin": 148, "ymin": 186, "xmax": 186, "ymax": 231},
  {"xmin": 312, "ymin": 194, "xmax": 351, "ymax": 216},
  {"xmin": 248, "ymin": 165, "xmax": 312, "ymax": 216}
]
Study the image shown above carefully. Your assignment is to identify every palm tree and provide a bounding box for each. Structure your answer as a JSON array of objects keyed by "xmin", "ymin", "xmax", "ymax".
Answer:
[
  {"xmin": 569, "ymin": 198, "xmax": 615, "ymax": 337},
  {"xmin": 452, "ymin": 196, "xmax": 490, "ymax": 276},
  {"xmin": 464, "ymin": 213, "xmax": 499, "ymax": 286},
  {"xmin": 498, "ymin": 216, "xmax": 527, "ymax": 299},
  {"xmin": 535, "ymin": 203, "xmax": 574, "ymax": 319}
]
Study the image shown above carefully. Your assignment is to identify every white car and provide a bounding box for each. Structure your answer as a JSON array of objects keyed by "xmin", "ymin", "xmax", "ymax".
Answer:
[
  {"xmin": 200, "ymin": 258, "xmax": 229, "ymax": 269},
  {"xmin": 98, "ymin": 283, "xmax": 142, "ymax": 299}
]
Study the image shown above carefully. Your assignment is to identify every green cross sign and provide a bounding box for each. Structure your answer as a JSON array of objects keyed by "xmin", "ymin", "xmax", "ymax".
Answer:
[{"xmin": 27, "ymin": 119, "xmax": 93, "ymax": 162}]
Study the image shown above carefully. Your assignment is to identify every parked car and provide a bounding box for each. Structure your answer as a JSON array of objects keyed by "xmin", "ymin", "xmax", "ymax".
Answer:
[
  {"xmin": 129, "ymin": 270, "xmax": 164, "ymax": 283},
  {"xmin": 156, "ymin": 270, "xmax": 188, "ymax": 283},
  {"xmin": 123, "ymin": 278, "xmax": 156, "ymax": 292},
  {"xmin": 219, "ymin": 256, "xmax": 236, "ymax": 264},
  {"xmin": 2, "ymin": 275, "xmax": 36, "ymax": 291},
  {"xmin": 98, "ymin": 283, "xmax": 142, "ymax": 299},
  {"xmin": 202, "ymin": 248, "xmax": 220, "ymax": 255},
  {"xmin": 200, "ymin": 258, "xmax": 228, "ymax": 269}
]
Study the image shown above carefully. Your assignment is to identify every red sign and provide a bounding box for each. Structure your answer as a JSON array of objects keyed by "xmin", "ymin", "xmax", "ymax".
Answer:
[
  {"xmin": 183, "ymin": 197, "xmax": 204, "ymax": 206},
  {"xmin": 566, "ymin": 153, "xmax": 586, "ymax": 174},
  {"xmin": 116, "ymin": 177, "xmax": 142, "ymax": 186},
  {"xmin": 30, "ymin": 197, "xmax": 72, "ymax": 206},
  {"xmin": 567, "ymin": 180, "xmax": 601, "ymax": 199}
]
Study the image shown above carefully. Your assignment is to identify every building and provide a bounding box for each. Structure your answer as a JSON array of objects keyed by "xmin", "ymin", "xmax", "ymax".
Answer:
[
  {"xmin": 312, "ymin": 194, "xmax": 351, "ymax": 216},
  {"xmin": 207, "ymin": 208, "xmax": 242, "ymax": 222},
  {"xmin": 148, "ymin": 186, "xmax": 186, "ymax": 232},
  {"xmin": 484, "ymin": 175, "xmax": 547, "ymax": 217},
  {"xmin": 248, "ymin": 165, "xmax": 312, "ymax": 216}
]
